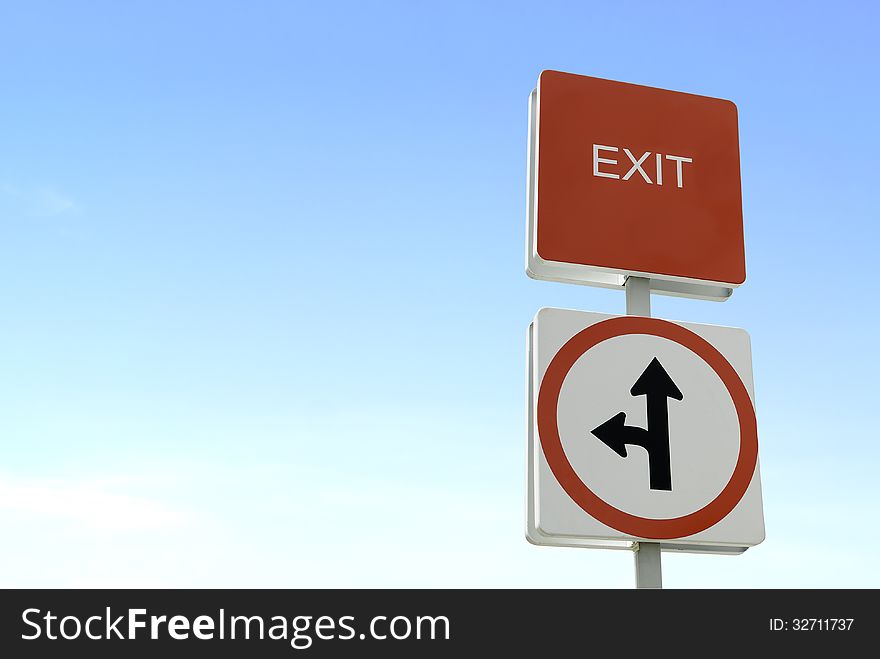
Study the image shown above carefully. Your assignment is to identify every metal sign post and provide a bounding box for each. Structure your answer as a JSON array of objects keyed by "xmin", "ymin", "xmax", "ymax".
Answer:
[
  {"xmin": 627, "ymin": 276, "xmax": 662, "ymax": 589},
  {"xmin": 634, "ymin": 541, "xmax": 662, "ymax": 589},
  {"xmin": 625, "ymin": 276, "xmax": 650, "ymax": 316}
]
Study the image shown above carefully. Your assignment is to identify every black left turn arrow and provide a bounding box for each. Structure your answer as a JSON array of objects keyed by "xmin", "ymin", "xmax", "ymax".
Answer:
[{"xmin": 591, "ymin": 357, "xmax": 683, "ymax": 491}]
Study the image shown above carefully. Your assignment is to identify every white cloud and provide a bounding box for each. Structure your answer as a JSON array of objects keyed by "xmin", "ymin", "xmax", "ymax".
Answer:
[
  {"xmin": 0, "ymin": 473, "xmax": 187, "ymax": 530},
  {"xmin": 35, "ymin": 188, "xmax": 76, "ymax": 216},
  {"xmin": 0, "ymin": 183, "xmax": 77, "ymax": 217}
]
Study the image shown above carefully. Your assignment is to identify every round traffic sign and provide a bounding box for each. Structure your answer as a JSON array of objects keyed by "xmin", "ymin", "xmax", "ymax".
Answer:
[{"xmin": 537, "ymin": 316, "xmax": 758, "ymax": 539}]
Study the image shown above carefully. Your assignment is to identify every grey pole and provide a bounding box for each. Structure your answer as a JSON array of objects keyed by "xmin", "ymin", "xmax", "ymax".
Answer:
[
  {"xmin": 625, "ymin": 275, "xmax": 651, "ymax": 316},
  {"xmin": 634, "ymin": 542, "xmax": 662, "ymax": 588},
  {"xmin": 625, "ymin": 276, "xmax": 662, "ymax": 589}
]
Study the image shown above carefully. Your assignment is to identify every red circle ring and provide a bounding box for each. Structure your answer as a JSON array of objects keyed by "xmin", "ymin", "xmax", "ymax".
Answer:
[{"xmin": 537, "ymin": 316, "xmax": 758, "ymax": 539}]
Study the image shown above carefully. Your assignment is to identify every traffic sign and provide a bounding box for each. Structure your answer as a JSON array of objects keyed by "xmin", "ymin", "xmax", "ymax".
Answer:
[
  {"xmin": 526, "ymin": 307, "xmax": 764, "ymax": 553},
  {"xmin": 526, "ymin": 70, "xmax": 745, "ymax": 301}
]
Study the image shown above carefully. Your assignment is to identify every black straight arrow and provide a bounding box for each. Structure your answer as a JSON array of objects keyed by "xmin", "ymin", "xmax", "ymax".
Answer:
[{"xmin": 591, "ymin": 357, "xmax": 683, "ymax": 491}]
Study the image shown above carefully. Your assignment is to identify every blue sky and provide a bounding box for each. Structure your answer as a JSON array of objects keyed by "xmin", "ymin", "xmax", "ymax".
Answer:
[{"xmin": 0, "ymin": 1, "xmax": 878, "ymax": 587}]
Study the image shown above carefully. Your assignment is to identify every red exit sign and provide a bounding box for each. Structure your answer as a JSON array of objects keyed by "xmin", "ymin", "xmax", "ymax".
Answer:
[{"xmin": 526, "ymin": 70, "xmax": 745, "ymax": 300}]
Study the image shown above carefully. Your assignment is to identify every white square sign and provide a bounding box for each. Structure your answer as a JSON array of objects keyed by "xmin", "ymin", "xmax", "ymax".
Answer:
[{"xmin": 527, "ymin": 307, "xmax": 765, "ymax": 553}]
